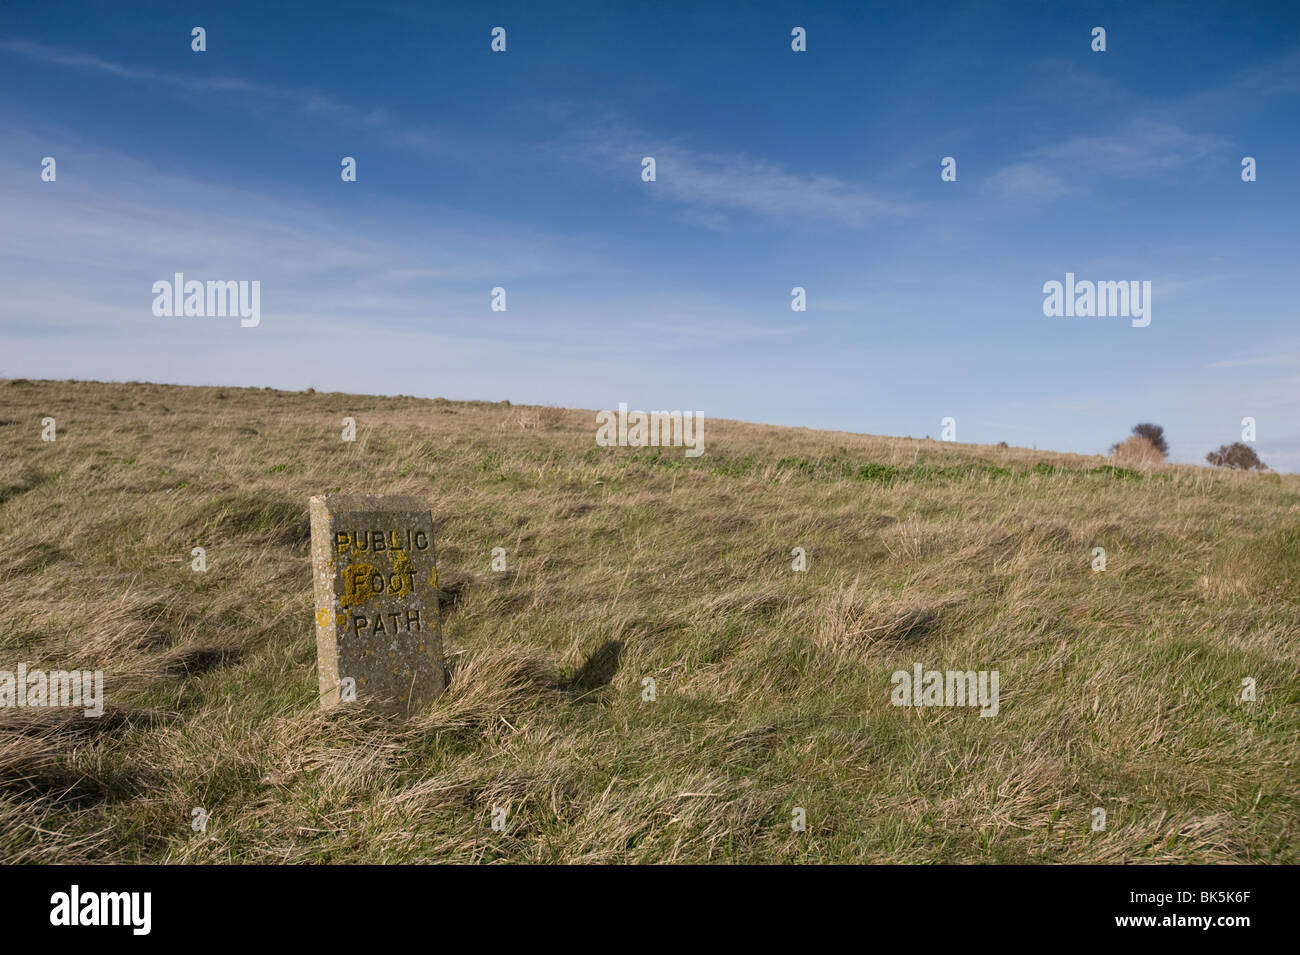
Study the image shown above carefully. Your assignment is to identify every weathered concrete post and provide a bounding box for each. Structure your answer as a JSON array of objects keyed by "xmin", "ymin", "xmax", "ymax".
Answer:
[{"xmin": 310, "ymin": 495, "xmax": 445, "ymax": 715}]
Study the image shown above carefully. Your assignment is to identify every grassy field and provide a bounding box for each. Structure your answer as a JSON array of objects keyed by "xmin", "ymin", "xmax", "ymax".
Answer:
[{"xmin": 1, "ymin": 377, "xmax": 1296, "ymax": 863}]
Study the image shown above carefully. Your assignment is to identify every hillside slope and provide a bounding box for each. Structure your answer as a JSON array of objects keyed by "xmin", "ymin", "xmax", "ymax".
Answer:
[{"xmin": 1, "ymin": 378, "xmax": 1297, "ymax": 863}]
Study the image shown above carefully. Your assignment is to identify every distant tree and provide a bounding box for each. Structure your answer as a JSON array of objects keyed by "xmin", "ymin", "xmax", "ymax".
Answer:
[
  {"xmin": 1131, "ymin": 423, "xmax": 1168, "ymax": 457},
  {"xmin": 1206, "ymin": 442, "xmax": 1267, "ymax": 470}
]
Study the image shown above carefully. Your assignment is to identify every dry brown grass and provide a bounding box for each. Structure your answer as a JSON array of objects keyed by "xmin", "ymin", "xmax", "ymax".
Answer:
[
  {"xmin": 1110, "ymin": 435, "xmax": 1165, "ymax": 469},
  {"xmin": 508, "ymin": 405, "xmax": 568, "ymax": 432},
  {"xmin": 0, "ymin": 378, "xmax": 1297, "ymax": 863}
]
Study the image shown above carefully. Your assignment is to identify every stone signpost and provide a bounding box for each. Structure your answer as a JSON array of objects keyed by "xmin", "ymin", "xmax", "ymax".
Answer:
[{"xmin": 310, "ymin": 495, "xmax": 446, "ymax": 714}]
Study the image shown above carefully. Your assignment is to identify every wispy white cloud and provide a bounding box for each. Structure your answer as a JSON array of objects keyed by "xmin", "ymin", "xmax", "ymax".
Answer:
[
  {"xmin": 647, "ymin": 148, "xmax": 909, "ymax": 225},
  {"xmin": 1175, "ymin": 47, "xmax": 1300, "ymax": 116},
  {"xmin": 988, "ymin": 118, "xmax": 1225, "ymax": 198},
  {"xmin": 0, "ymin": 39, "xmax": 389, "ymax": 125},
  {"xmin": 559, "ymin": 123, "xmax": 912, "ymax": 227},
  {"xmin": 985, "ymin": 160, "xmax": 1071, "ymax": 199},
  {"xmin": 986, "ymin": 47, "xmax": 1300, "ymax": 201}
]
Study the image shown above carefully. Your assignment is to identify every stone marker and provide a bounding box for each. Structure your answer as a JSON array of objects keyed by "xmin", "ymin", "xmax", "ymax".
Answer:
[{"xmin": 310, "ymin": 494, "xmax": 445, "ymax": 714}]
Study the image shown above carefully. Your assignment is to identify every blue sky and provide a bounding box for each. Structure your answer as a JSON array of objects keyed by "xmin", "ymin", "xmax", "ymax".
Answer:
[{"xmin": 2, "ymin": 1, "xmax": 1298, "ymax": 468}]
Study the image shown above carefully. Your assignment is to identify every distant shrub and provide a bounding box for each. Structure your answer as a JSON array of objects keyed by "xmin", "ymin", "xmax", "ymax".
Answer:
[
  {"xmin": 1206, "ymin": 442, "xmax": 1267, "ymax": 470},
  {"xmin": 1110, "ymin": 435, "xmax": 1164, "ymax": 467},
  {"xmin": 1130, "ymin": 423, "xmax": 1168, "ymax": 456}
]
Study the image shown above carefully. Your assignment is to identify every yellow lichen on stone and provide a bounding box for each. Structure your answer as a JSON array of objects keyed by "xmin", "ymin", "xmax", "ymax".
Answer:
[
  {"xmin": 387, "ymin": 548, "xmax": 414, "ymax": 598},
  {"xmin": 340, "ymin": 562, "xmax": 377, "ymax": 608}
]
